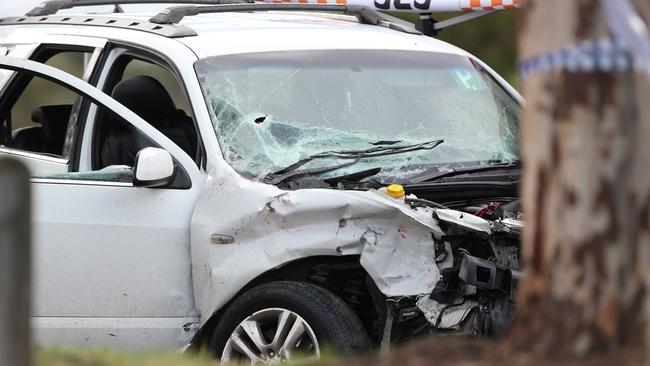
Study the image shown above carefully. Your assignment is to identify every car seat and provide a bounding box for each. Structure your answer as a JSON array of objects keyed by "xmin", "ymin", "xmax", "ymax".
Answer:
[{"xmin": 100, "ymin": 75, "xmax": 197, "ymax": 167}]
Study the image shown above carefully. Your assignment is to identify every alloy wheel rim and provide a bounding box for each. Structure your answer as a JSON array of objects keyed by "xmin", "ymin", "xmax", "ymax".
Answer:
[{"xmin": 221, "ymin": 307, "xmax": 321, "ymax": 364}]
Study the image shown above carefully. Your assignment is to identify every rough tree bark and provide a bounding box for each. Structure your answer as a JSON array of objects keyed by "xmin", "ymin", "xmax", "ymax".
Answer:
[
  {"xmin": 0, "ymin": 159, "xmax": 31, "ymax": 366},
  {"xmin": 508, "ymin": 0, "xmax": 650, "ymax": 358}
]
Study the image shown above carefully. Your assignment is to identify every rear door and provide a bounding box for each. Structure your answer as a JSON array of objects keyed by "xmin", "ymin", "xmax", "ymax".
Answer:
[
  {"xmin": 0, "ymin": 35, "xmax": 105, "ymax": 175},
  {"xmin": 0, "ymin": 56, "xmax": 202, "ymax": 350}
]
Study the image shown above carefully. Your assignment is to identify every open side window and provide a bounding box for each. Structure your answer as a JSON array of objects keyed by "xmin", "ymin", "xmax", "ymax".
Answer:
[
  {"xmin": 0, "ymin": 46, "xmax": 95, "ymax": 158},
  {"xmin": 0, "ymin": 56, "xmax": 194, "ymax": 189},
  {"xmin": 93, "ymin": 51, "xmax": 198, "ymax": 171}
]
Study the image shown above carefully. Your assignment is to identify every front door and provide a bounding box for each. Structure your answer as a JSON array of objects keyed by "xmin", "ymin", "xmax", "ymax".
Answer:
[{"xmin": 0, "ymin": 56, "xmax": 203, "ymax": 350}]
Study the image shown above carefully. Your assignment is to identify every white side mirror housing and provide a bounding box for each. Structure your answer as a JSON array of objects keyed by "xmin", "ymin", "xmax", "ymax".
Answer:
[{"xmin": 133, "ymin": 147, "xmax": 175, "ymax": 188}]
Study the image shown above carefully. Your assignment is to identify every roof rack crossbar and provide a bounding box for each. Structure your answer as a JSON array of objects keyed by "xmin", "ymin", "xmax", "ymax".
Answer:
[
  {"xmin": 149, "ymin": 3, "xmax": 419, "ymax": 35},
  {"xmin": 0, "ymin": 14, "xmax": 198, "ymax": 37},
  {"xmin": 27, "ymin": 0, "xmax": 252, "ymax": 16}
]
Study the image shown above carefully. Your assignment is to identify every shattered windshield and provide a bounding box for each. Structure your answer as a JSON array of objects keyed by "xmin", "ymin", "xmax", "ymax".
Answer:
[{"xmin": 195, "ymin": 50, "xmax": 520, "ymax": 184}]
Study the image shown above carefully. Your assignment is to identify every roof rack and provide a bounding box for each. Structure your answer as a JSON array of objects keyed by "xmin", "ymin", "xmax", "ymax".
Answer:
[
  {"xmin": 27, "ymin": 0, "xmax": 252, "ymax": 16},
  {"xmin": 19, "ymin": 0, "xmax": 510, "ymax": 39},
  {"xmin": 149, "ymin": 3, "xmax": 420, "ymax": 34},
  {"xmin": 0, "ymin": 14, "xmax": 197, "ymax": 37}
]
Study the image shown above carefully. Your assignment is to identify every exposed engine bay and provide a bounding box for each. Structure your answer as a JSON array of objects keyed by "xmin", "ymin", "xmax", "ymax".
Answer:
[
  {"xmin": 387, "ymin": 172, "xmax": 523, "ymax": 344},
  {"xmin": 267, "ymin": 164, "xmax": 524, "ymax": 344}
]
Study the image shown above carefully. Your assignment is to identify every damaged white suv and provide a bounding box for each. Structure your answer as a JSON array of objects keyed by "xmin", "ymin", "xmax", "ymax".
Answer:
[{"xmin": 0, "ymin": 0, "xmax": 523, "ymax": 361}]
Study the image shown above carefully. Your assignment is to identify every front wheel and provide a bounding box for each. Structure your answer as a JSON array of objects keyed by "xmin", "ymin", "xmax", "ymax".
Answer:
[{"xmin": 210, "ymin": 281, "xmax": 370, "ymax": 363}]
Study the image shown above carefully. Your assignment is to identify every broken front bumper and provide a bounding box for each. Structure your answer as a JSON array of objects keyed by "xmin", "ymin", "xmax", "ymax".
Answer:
[{"xmin": 418, "ymin": 254, "xmax": 522, "ymax": 334}]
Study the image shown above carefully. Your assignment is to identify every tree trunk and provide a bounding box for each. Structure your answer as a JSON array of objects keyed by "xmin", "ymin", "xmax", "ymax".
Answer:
[
  {"xmin": 0, "ymin": 159, "xmax": 31, "ymax": 366},
  {"xmin": 508, "ymin": 0, "xmax": 650, "ymax": 358}
]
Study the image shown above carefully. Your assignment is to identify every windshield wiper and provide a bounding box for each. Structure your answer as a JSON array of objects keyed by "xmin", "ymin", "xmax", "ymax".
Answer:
[
  {"xmin": 408, "ymin": 159, "xmax": 521, "ymax": 183},
  {"xmin": 263, "ymin": 139, "xmax": 444, "ymax": 186}
]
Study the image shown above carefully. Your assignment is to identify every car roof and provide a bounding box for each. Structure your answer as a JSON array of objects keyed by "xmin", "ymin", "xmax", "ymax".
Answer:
[
  {"xmin": 0, "ymin": 9, "xmax": 471, "ymax": 59},
  {"xmin": 177, "ymin": 12, "xmax": 469, "ymax": 58}
]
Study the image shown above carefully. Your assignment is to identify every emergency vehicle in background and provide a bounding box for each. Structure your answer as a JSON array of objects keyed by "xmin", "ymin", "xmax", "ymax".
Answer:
[{"xmin": 0, "ymin": 0, "xmax": 522, "ymax": 362}]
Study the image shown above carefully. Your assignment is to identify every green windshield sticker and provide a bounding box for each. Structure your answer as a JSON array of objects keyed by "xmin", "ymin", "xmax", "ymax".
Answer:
[{"xmin": 451, "ymin": 68, "xmax": 487, "ymax": 92}]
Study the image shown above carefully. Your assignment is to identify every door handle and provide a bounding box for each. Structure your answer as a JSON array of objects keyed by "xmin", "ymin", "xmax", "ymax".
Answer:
[{"xmin": 210, "ymin": 234, "xmax": 234, "ymax": 245}]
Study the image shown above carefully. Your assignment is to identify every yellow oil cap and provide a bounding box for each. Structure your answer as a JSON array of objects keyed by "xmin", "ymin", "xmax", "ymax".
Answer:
[{"xmin": 387, "ymin": 184, "xmax": 405, "ymax": 198}]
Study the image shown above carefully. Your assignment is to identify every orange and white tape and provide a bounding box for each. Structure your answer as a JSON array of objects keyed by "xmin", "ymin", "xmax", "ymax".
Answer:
[
  {"xmin": 460, "ymin": 0, "xmax": 521, "ymax": 11},
  {"xmin": 261, "ymin": 0, "xmax": 522, "ymax": 12}
]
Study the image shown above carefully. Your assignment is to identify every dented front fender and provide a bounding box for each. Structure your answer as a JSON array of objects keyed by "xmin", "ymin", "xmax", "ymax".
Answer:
[{"xmin": 190, "ymin": 169, "xmax": 457, "ymax": 324}]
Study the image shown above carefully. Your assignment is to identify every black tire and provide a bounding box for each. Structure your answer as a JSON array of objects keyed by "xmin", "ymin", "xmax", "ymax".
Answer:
[{"xmin": 209, "ymin": 281, "xmax": 371, "ymax": 360}]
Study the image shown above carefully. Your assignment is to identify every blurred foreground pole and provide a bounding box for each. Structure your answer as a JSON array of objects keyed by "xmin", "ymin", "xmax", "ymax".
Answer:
[
  {"xmin": 0, "ymin": 159, "xmax": 31, "ymax": 366},
  {"xmin": 509, "ymin": 0, "xmax": 650, "ymax": 359}
]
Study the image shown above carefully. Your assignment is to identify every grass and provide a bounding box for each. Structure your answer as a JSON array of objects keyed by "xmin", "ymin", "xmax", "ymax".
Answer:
[
  {"xmin": 36, "ymin": 347, "xmax": 330, "ymax": 366},
  {"xmin": 36, "ymin": 347, "xmax": 220, "ymax": 366}
]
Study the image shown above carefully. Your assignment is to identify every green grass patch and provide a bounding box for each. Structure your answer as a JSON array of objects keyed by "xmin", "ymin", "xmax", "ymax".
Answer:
[
  {"xmin": 36, "ymin": 347, "xmax": 332, "ymax": 366},
  {"xmin": 36, "ymin": 347, "xmax": 219, "ymax": 366}
]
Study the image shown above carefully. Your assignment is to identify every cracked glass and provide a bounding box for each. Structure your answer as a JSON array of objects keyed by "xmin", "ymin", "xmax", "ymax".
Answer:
[{"xmin": 195, "ymin": 50, "xmax": 520, "ymax": 183}]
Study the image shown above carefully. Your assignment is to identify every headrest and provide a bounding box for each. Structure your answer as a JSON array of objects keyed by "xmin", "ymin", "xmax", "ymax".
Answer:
[
  {"xmin": 31, "ymin": 104, "xmax": 72, "ymax": 126},
  {"xmin": 31, "ymin": 104, "xmax": 73, "ymax": 155},
  {"xmin": 111, "ymin": 75, "xmax": 176, "ymax": 128}
]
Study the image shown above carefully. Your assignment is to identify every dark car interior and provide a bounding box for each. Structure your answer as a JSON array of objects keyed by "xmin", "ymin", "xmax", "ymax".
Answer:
[
  {"xmin": 10, "ymin": 104, "xmax": 72, "ymax": 156},
  {"xmin": 92, "ymin": 54, "xmax": 198, "ymax": 169},
  {"xmin": 98, "ymin": 75, "xmax": 197, "ymax": 168}
]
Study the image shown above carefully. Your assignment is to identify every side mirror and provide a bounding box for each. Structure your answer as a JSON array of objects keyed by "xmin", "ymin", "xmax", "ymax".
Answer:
[{"xmin": 133, "ymin": 147, "xmax": 175, "ymax": 188}]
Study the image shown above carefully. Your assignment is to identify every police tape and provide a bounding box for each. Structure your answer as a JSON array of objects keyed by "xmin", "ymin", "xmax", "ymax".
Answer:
[
  {"xmin": 519, "ymin": 39, "xmax": 633, "ymax": 78},
  {"xmin": 519, "ymin": 0, "xmax": 650, "ymax": 78},
  {"xmin": 601, "ymin": 0, "xmax": 650, "ymax": 78}
]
